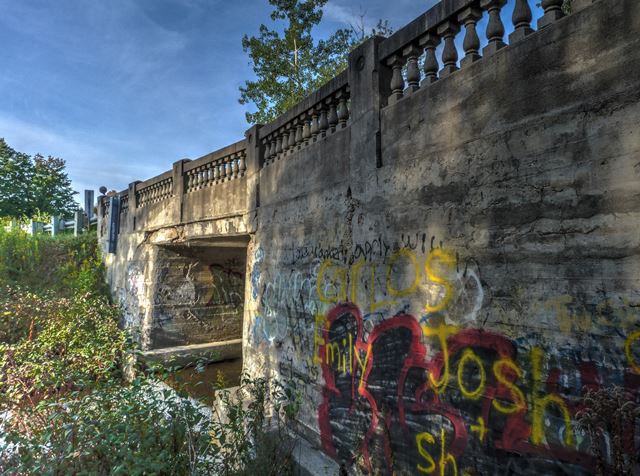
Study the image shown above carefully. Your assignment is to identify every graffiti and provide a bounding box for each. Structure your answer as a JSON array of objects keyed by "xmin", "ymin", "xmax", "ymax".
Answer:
[
  {"xmin": 251, "ymin": 263, "xmax": 324, "ymax": 347},
  {"xmin": 317, "ymin": 302, "xmax": 639, "ymax": 475},
  {"xmin": 251, "ymin": 246, "xmax": 263, "ymax": 300},
  {"xmin": 315, "ymin": 248, "xmax": 485, "ymax": 324},
  {"xmin": 207, "ymin": 264, "xmax": 244, "ymax": 307},
  {"xmin": 250, "ymin": 239, "xmax": 639, "ymax": 473}
]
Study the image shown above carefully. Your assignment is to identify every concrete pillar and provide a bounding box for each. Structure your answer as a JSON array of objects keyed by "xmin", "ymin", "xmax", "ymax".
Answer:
[
  {"xmin": 347, "ymin": 36, "xmax": 391, "ymax": 174},
  {"xmin": 127, "ymin": 181, "xmax": 141, "ymax": 232},
  {"xmin": 244, "ymin": 124, "xmax": 263, "ymax": 234},
  {"xmin": 172, "ymin": 159, "xmax": 189, "ymax": 224}
]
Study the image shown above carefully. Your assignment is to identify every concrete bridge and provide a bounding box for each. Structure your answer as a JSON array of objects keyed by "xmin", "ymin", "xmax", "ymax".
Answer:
[{"xmin": 99, "ymin": 0, "xmax": 640, "ymax": 473}]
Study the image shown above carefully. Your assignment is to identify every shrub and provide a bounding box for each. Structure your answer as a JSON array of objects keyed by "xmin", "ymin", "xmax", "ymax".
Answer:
[
  {"xmin": 0, "ymin": 230, "xmax": 299, "ymax": 474},
  {"xmin": 0, "ymin": 228, "xmax": 107, "ymax": 296}
]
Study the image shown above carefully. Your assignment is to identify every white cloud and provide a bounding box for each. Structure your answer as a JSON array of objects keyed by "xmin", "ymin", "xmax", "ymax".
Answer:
[{"xmin": 0, "ymin": 115, "xmax": 162, "ymax": 196}]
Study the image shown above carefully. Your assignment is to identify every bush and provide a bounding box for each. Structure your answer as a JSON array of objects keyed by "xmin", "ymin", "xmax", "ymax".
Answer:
[
  {"xmin": 0, "ymin": 229, "xmax": 299, "ymax": 475},
  {"xmin": 1, "ymin": 378, "xmax": 216, "ymax": 475},
  {"xmin": 0, "ymin": 228, "xmax": 107, "ymax": 296},
  {"xmin": 0, "ymin": 288, "xmax": 126, "ymax": 413}
]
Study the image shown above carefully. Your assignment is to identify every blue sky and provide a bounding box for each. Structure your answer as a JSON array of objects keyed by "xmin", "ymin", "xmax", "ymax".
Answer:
[{"xmin": 0, "ymin": 0, "xmax": 539, "ymax": 201}]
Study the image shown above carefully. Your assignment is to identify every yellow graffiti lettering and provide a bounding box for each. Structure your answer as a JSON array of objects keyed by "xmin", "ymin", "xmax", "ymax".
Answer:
[
  {"xmin": 370, "ymin": 263, "xmax": 396, "ymax": 312},
  {"xmin": 530, "ymin": 347, "xmax": 574, "ymax": 447},
  {"xmin": 350, "ymin": 258, "xmax": 366, "ymax": 305},
  {"xmin": 456, "ymin": 348, "xmax": 486, "ymax": 400},
  {"xmin": 422, "ymin": 324, "xmax": 459, "ymax": 394},
  {"xmin": 545, "ymin": 295, "xmax": 573, "ymax": 334},
  {"xmin": 317, "ymin": 260, "xmax": 347, "ymax": 304},
  {"xmin": 354, "ymin": 345, "xmax": 371, "ymax": 390},
  {"xmin": 470, "ymin": 416, "xmax": 487, "ymax": 442},
  {"xmin": 425, "ymin": 249, "xmax": 455, "ymax": 313},
  {"xmin": 416, "ymin": 432, "xmax": 436, "ymax": 474},
  {"xmin": 492, "ymin": 358, "xmax": 526, "ymax": 414},
  {"xmin": 325, "ymin": 342, "xmax": 341, "ymax": 368},
  {"xmin": 387, "ymin": 248, "xmax": 421, "ymax": 297},
  {"xmin": 625, "ymin": 330, "xmax": 640, "ymax": 374},
  {"xmin": 439, "ymin": 428, "xmax": 458, "ymax": 476}
]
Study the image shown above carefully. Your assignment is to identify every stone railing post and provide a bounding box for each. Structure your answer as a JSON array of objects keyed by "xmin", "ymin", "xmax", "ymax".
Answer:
[
  {"xmin": 245, "ymin": 124, "xmax": 263, "ymax": 233},
  {"xmin": 51, "ymin": 216, "xmax": 60, "ymax": 237},
  {"xmin": 172, "ymin": 159, "xmax": 189, "ymax": 224},
  {"xmin": 349, "ymin": 36, "xmax": 391, "ymax": 173},
  {"xmin": 73, "ymin": 210, "xmax": 83, "ymax": 236},
  {"xmin": 128, "ymin": 181, "xmax": 140, "ymax": 231}
]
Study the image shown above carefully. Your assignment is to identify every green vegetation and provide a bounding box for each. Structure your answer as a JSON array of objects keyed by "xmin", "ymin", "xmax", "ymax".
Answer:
[
  {"xmin": 0, "ymin": 229, "xmax": 298, "ymax": 475},
  {"xmin": 0, "ymin": 138, "xmax": 77, "ymax": 221},
  {"xmin": 239, "ymin": 0, "xmax": 391, "ymax": 124}
]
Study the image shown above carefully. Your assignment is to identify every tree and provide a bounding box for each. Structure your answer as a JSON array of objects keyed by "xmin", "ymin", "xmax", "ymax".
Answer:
[
  {"xmin": 0, "ymin": 138, "xmax": 77, "ymax": 220},
  {"xmin": 239, "ymin": 0, "xmax": 391, "ymax": 125}
]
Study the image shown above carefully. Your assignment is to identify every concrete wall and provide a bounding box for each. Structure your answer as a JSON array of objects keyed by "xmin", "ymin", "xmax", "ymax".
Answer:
[{"xmin": 101, "ymin": 0, "xmax": 640, "ymax": 473}]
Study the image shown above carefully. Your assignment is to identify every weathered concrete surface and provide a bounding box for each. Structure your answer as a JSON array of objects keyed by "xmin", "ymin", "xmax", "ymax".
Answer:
[
  {"xmin": 100, "ymin": 0, "xmax": 640, "ymax": 474},
  {"xmin": 142, "ymin": 339, "xmax": 242, "ymax": 367}
]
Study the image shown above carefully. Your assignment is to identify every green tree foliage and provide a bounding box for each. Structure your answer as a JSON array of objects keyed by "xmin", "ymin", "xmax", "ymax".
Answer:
[
  {"xmin": 0, "ymin": 138, "xmax": 77, "ymax": 220},
  {"xmin": 239, "ymin": 0, "xmax": 392, "ymax": 125},
  {"xmin": 0, "ymin": 229, "xmax": 300, "ymax": 474}
]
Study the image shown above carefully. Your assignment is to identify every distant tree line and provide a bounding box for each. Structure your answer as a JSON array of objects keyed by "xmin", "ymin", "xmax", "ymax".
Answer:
[{"xmin": 0, "ymin": 138, "xmax": 77, "ymax": 221}]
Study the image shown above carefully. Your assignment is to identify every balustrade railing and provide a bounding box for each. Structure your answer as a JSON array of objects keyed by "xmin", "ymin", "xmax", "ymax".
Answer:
[
  {"xmin": 99, "ymin": 0, "xmax": 591, "ymax": 236},
  {"xmin": 136, "ymin": 175, "xmax": 173, "ymax": 208},
  {"xmin": 259, "ymin": 71, "xmax": 350, "ymax": 166},
  {"xmin": 379, "ymin": 0, "xmax": 565, "ymax": 107},
  {"xmin": 184, "ymin": 145, "xmax": 247, "ymax": 193},
  {"xmin": 120, "ymin": 193, "xmax": 129, "ymax": 214}
]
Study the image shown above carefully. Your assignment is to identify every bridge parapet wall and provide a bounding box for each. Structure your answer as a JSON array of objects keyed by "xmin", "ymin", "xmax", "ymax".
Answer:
[{"xmin": 99, "ymin": 0, "xmax": 640, "ymax": 473}]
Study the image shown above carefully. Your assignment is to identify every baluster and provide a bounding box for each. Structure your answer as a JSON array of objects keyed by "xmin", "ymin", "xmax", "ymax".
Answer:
[
  {"xmin": 232, "ymin": 154, "xmax": 239, "ymax": 177},
  {"xmin": 206, "ymin": 164, "xmax": 213, "ymax": 185},
  {"xmin": 310, "ymin": 110, "xmax": 320, "ymax": 142},
  {"xmin": 538, "ymin": 0, "xmax": 564, "ymax": 29},
  {"xmin": 275, "ymin": 132, "xmax": 283, "ymax": 160},
  {"xmin": 481, "ymin": 0, "xmax": 507, "ymax": 56},
  {"xmin": 220, "ymin": 160, "xmax": 227, "ymax": 181},
  {"xmin": 327, "ymin": 98, "xmax": 338, "ymax": 133},
  {"xmin": 458, "ymin": 8, "xmax": 482, "ymax": 67},
  {"xmin": 187, "ymin": 172, "xmax": 193, "ymax": 191},
  {"xmin": 239, "ymin": 152, "xmax": 246, "ymax": 174},
  {"xmin": 295, "ymin": 118, "xmax": 303, "ymax": 149},
  {"xmin": 302, "ymin": 113, "xmax": 311, "ymax": 145},
  {"xmin": 337, "ymin": 91, "xmax": 349, "ymax": 127},
  {"xmin": 386, "ymin": 54, "xmax": 405, "ymax": 104},
  {"xmin": 510, "ymin": 0, "xmax": 533, "ymax": 43},
  {"xmin": 288, "ymin": 124, "xmax": 296, "ymax": 153},
  {"xmin": 419, "ymin": 33, "xmax": 441, "ymax": 86},
  {"xmin": 268, "ymin": 137, "xmax": 276, "ymax": 162},
  {"xmin": 437, "ymin": 21, "xmax": 460, "ymax": 77},
  {"xmin": 282, "ymin": 126, "xmax": 290, "ymax": 154},
  {"xmin": 318, "ymin": 105, "xmax": 328, "ymax": 138},
  {"xmin": 213, "ymin": 161, "xmax": 221, "ymax": 182},
  {"xmin": 404, "ymin": 45, "xmax": 421, "ymax": 94}
]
